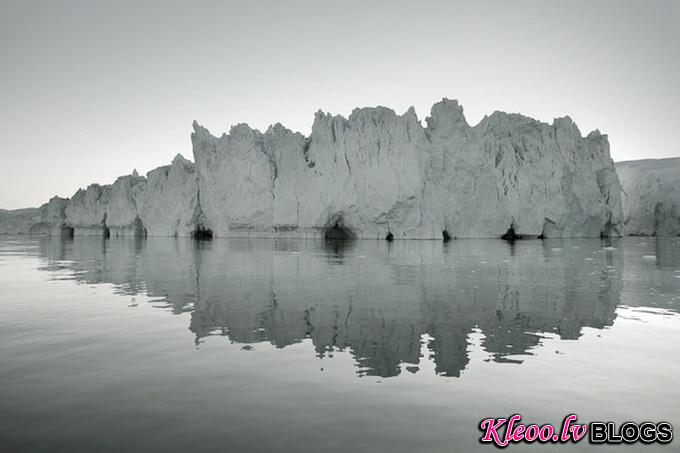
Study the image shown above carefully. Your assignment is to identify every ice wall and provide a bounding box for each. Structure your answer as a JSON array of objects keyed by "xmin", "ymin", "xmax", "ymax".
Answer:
[
  {"xmin": 192, "ymin": 99, "xmax": 623, "ymax": 239},
  {"xmin": 616, "ymin": 158, "xmax": 680, "ymax": 236},
  {"xmin": 134, "ymin": 154, "xmax": 204, "ymax": 237},
  {"xmin": 4, "ymin": 99, "xmax": 628, "ymax": 239}
]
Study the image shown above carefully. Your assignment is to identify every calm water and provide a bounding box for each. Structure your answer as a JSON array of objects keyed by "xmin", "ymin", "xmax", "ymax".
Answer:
[{"xmin": 1, "ymin": 236, "xmax": 679, "ymax": 452}]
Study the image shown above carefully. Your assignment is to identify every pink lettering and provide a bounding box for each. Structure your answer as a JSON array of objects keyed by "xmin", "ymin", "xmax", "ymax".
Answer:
[
  {"xmin": 525, "ymin": 424, "xmax": 539, "ymax": 441},
  {"xmin": 539, "ymin": 424, "xmax": 554, "ymax": 441},
  {"xmin": 480, "ymin": 414, "xmax": 589, "ymax": 447},
  {"xmin": 480, "ymin": 418, "xmax": 509, "ymax": 447},
  {"xmin": 571, "ymin": 424, "xmax": 587, "ymax": 441}
]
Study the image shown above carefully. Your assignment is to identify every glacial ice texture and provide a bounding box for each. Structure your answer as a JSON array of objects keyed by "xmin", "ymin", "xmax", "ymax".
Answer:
[
  {"xmin": 616, "ymin": 158, "xmax": 680, "ymax": 236},
  {"xmin": 3, "ymin": 99, "xmax": 626, "ymax": 239},
  {"xmin": 191, "ymin": 99, "xmax": 623, "ymax": 239}
]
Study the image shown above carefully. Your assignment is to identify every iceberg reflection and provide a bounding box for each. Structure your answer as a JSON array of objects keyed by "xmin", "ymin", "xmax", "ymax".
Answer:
[{"xmin": 34, "ymin": 236, "xmax": 677, "ymax": 378}]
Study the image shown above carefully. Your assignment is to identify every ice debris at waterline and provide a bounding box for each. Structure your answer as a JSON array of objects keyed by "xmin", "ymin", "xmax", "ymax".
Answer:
[{"xmin": 2, "ymin": 99, "xmax": 625, "ymax": 239}]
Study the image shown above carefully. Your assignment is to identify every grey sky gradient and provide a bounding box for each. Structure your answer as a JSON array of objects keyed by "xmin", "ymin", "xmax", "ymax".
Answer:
[{"xmin": 1, "ymin": 0, "xmax": 678, "ymax": 209}]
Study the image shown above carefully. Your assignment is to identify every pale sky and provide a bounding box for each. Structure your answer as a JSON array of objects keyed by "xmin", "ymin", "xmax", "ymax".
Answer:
[{"xmin": 1, "ymin": 0, "xmax": 678, "ymax": 209}]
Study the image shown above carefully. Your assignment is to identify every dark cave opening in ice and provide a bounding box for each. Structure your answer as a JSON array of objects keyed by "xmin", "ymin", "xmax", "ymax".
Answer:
[
  {"xmin": 62, "ymin": 226, "xmax": 74, "ymax": 238},
  {"xmin": 324, "ymin": 220, "xmax": 355, "ymax": 240},
  {"xmin": 193, "ymin": 228, "xmax": 213, "ymax": 240},
  {"xmin": 501, "ymin": 225, "xmax": 523, "ymax": 241}
]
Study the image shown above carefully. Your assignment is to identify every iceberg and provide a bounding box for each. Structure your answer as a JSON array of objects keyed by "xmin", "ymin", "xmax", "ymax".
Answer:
[
  {"xmin": 616, "ymin": 158, "xmax": 680, "ymax": 236},
  {"xmin": 0, "ymin": 208, "xmax": 41, "ymax": 234},
  {"xmin": 2, "ymin": 99, "xmax": 628, "ymax": 239},
  {"xmin": 134, "ymin": 154, "xmax": 205, "ymax": 237},
  {"xmin": 191, "ymin": 99, "xmax": 623, "ymax": 239}
]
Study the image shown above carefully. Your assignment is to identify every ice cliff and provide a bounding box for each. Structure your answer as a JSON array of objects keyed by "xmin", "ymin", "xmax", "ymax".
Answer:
[
  {"xmin": 0, "ymin": 197, "xmax": 70, "ymax": 235},
  {"xmin": 191, "ymin": 99, "xmax": 622, "ymax": 239},
  {"xmin": 61, "ymin": 157, "xmax": 201, "ymax": 238},
  {"xmin": 616, "ymin": 158, "xmax": 680, "ymax": 236},
  {"xmin": 135, "ymin": 154, "xmax": 204, "ymax": 237},
  {"xmin": 2, "ymin": 99, "xmax": 628, "ymax": 239}
]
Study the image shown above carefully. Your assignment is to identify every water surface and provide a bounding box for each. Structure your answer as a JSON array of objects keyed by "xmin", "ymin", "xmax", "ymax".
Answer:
[{"xmin": 1, "ymin": 236, "xmax": 679, "ymax": 452}]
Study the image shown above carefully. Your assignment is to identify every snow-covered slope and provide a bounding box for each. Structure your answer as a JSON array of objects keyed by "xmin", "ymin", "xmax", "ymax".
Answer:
[{"xmin": 616, "ymin": 158, "xmax": 680, "ymax": 236}]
